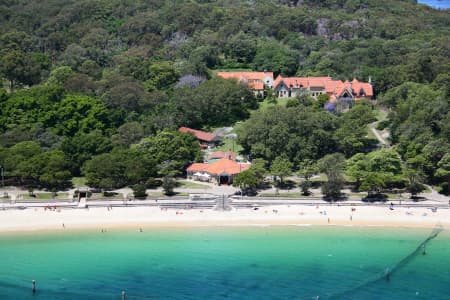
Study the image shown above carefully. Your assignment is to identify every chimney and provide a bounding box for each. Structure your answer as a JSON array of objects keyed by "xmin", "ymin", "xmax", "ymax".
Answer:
[{"xmin": 368, "ymin": 76, "xmax": 372, "ymax": 84}]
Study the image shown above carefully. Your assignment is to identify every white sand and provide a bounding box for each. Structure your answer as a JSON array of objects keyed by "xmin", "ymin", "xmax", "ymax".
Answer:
[{"xmin": 0, "ymin": 205, "xmax": 449, "ymax": 233}]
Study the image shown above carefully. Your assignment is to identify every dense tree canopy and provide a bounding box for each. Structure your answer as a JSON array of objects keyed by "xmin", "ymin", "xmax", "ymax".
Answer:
[
  {"xmin": 346, "ymin": 148, "xmax": 405, "ymax": 194},
  {"xmin": 237, "ymin": 103, "xmax": 377, "ymax": 166},
  {"xmin": 0, "ymin": 0, "xmax": 448, "ymax": 194},
  {"xmin": 381, "ymin": 82, "xmax": 449, "ymax": 193}
]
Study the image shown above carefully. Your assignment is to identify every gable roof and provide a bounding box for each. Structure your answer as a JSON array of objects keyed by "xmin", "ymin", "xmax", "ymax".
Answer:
[
  {"xmin": 187, "ymin": 159, "xmax": 250, "ymax": 176},
  {"xmin": 274, "ymin": 75, "xmax": 332, "ymax": 89},
  {"xmin": 351, "ymin": 78, "xmax": 373, "ymax": 97},
  {"xmin": 179, "ymin": 127, "xmax": 217, "ymax": 142},
  {"xmin": 273, "ymin": 75, "xmax": 373, "ymax": 98}
]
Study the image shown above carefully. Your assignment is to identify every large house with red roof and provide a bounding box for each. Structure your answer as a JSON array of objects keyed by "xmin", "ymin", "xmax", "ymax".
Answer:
[
  {"xmin": 273, "ymin": 75, "xmax": 374, "ymax": 103},
  {"xmin": 179, "ymin": 127, "xmax": 220, "ymax": 148},
  {"xmin": 186, "ymin": 158, "xmax": 251, "ymax": 185},
  {"xmin": 217, "ymin": 71, "xmax": 274, "ymax": 98}
]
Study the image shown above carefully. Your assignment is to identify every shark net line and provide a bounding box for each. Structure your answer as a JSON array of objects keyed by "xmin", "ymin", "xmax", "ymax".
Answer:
[
  {"xmin": 0, "ymin": 275, "xmax": 160, "ymax": 300},
  {"xmin": 326, "ymin": 223, "xmax": 444, "ymax": 300}
]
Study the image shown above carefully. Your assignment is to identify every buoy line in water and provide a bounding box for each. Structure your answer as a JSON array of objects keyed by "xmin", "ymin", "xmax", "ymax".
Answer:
[
  {"xmin": 0, "ymin": 276, "xmax": 158, "ymax": 300},
  {"xmin": 326, "ymin": 223, "xmax": 444, "ymax": 300}
]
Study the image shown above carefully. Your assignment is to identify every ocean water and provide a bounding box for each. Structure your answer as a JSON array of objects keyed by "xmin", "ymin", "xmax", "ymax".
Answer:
[
  {"xmin": 418, "ymin": 0, "xmax": 450, "ymax": 9},
  {"xmin": 0, "ymin": 226, "xmax": 449, "ymax": 300}
]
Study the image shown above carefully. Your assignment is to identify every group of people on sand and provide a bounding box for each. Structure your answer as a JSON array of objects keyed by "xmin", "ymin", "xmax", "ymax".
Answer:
[{"xmin": 45, "ymin": 205, "xmax": 59, "ymax": 212}]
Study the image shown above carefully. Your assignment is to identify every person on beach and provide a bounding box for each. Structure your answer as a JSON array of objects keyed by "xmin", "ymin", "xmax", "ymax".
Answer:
[{"xmin": 62, "ymin": 223, "xmax": 65, "ymax": 229}]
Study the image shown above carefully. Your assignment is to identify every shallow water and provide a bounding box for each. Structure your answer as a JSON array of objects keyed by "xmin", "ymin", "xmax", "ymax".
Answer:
[{"xmin": 0, "ymin": 226, "xmax": 449, "ymax": 300}]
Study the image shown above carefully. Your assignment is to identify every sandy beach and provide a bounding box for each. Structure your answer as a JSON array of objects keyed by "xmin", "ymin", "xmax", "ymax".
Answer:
[{"xmin": 0, "ymin": 204, "xmax": 449, "ymax": 233}]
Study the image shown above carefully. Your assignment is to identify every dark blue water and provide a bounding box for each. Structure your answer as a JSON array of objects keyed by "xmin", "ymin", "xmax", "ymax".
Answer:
[{"xmin": 0, "ymin": 227, "xmax": 449, "ymax": 300}]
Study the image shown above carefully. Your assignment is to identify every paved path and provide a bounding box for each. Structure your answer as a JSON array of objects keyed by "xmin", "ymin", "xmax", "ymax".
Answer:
[
  {"xmin": 421, "ymin": 185, "xmax": 450, "ymax": 203},
  {"xmin": 369, "ymin": 122, "xmax": 388, "ymax": 146}
]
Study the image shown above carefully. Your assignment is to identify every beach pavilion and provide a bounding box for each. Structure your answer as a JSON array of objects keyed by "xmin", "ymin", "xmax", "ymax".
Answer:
[{"xmin": 186, "ymin": 158, "xmax": 250, "ymax": 185}]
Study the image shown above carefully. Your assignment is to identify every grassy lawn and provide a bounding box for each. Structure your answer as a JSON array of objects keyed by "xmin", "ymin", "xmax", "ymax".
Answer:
[
  {"xmin": 256, "ymin": 97, "xmax": 290, "ymax": 111},
  {"xmin": 177, "ymin": 180, "xmax": 211, "ymax": 189},
  {"xmin": 366, "ymin": 125, "xmax": 377, "ymax": 139},
  {"xmin": 71, "ymin": 177, "xmax": 87, "ymax": 188},
  {"xmin": 22, "ymin": 193, "xmax": 69, "ymax": 200},
  {"xmin": 374, "ymin": 109, "xmax": 388, "ymax": 121},
  {"xmin": 311, "ymin": 173, "xmax": 327, "ymax": 182},
  {"xmin": 214, "ymin": 137, "xmax": 243, "ymax": 153},
  {"xmin": 90, "ymin": 192, "xmax": 124, "ymax": 199}
]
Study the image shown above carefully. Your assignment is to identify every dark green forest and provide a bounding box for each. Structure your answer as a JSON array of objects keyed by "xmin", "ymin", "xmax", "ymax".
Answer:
[{"xmin": 0, "ymin": 0, "xmax": 448, "ymax": 194}]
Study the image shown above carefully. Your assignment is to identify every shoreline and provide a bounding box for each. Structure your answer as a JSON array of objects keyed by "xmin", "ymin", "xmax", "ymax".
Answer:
[{"xmin": 0, "ymin": 205, "xmax": 449, "ymax": 234}]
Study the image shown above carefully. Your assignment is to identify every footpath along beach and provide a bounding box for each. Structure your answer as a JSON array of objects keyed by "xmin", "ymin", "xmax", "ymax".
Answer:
[{"xmin": 1, "ymin": 204, "xmax": 449, "ymax": 232}]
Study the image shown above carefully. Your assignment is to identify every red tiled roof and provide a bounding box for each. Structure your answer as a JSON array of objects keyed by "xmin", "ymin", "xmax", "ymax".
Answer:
[
  {"xmin": 351, "ymin": 78, "xmax": 374, "ymax": 97},
  {"xmin": 186, "ymin": 163, "xmax": 208, "ymax": 172},
  {"xmin": 274, "ymin": 76, "xmax": 373, "ymax": 99},
  {"xmin": 179, "ymin": 127, "xmax": 217, "ymax": 142},
  {"xmin": 308, "ymin": 77, "xmax": 333, "ymax": 87},
  {"xmin": 248, "ymin": 81, "xmax": 264, "ymax": 90},
  {"xmin": 274, "ymin": 76, "xmax": 332, "ymax": 89},
  {"xmin": 187, "ymin": 159, "xmax": 250, "ymax": 176},
  {"xmin": 274, "ymin": 75, "xmax": 309, "ymax": 89},
  {"xmin": 208, "ymin": 151, "xmax": 237, "ymax": 161}
]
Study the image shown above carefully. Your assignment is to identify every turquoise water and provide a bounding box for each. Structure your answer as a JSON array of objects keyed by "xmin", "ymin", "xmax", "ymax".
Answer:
[{"xmin": 0, "ymin": 226, "xmax": 449, "ymax": 300}]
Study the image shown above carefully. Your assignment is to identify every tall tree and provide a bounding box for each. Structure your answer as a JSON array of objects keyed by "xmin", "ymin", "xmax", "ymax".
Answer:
[
  {"xmin": 319, "ymin": 153, "xmax": 345, "ymax": 200},
  {"xmin": 0, "ymin": 50, "xmax": 41, "ymax": 91},
  {"xmin": 270, "ymin": 154, "xmax": 293, "ymax": 186}
]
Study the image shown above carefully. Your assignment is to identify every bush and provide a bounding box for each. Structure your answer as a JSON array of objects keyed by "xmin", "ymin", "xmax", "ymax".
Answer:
[
  {"xmin": 146, "ymin": 178, "xmax": 162, "ymax": 189},
  {"xmin": 103, "ymin": 191, "xmax": 118, "ymax": 197},
  {"xmin": 300, "ymin": 181, "xmax": 311, "ymax": 196},
  {"xmin": 376, "ymin": 120, "xmax": 390, "ymax": 130},
  {"xmin": 132, "ymin": 184, "xmax": 147, "ymax": 199},
  {"xmin": 362, "ymin": 193, "xmax": 388, "ymax": 202},
  {"xmin": 162, "ymin": 176, "xmax": 176, "ymax": 196}
]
